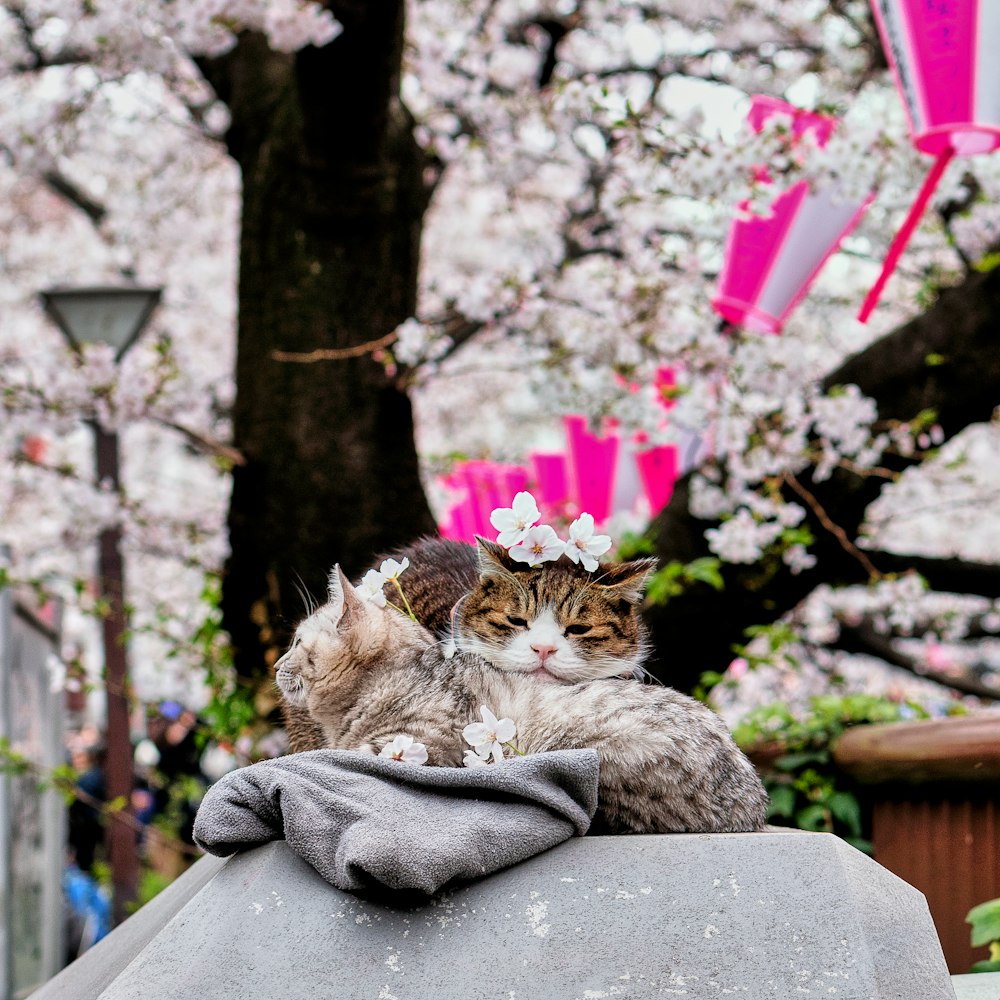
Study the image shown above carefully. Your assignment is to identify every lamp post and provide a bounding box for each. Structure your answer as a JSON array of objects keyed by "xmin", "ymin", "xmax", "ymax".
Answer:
[{"xmin": 39, "ymin": 284, "xmax": 162, "ymax": 926}]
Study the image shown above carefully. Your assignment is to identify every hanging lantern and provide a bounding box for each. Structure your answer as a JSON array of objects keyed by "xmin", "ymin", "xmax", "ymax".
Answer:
[
  {"xmin": 563, "ymin": 415, "xmax": 620, "ymax": 524},
  {"xmin": 859, "ymin": 0, "xmax": 1000, "ymax": 320},
  {"xmin": 634, "ymin": 439, "xmax": 678, "ymax": 515},
  {"xmin": 713, "ymin": 96, "xmax": 873, "ymax": 334},
  {"xmin": 530, "ymin": 452, "xmax": 571, "ymax": 514}
]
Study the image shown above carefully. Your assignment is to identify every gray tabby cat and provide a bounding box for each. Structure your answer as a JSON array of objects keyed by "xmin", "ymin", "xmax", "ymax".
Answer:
[
  {"xmin": 283, "ymin": 537, "xmax": 657, "ymax": 752},
  {"xmin": 275, "ymin": 564, "xmax": 769, "ymax": 835}
]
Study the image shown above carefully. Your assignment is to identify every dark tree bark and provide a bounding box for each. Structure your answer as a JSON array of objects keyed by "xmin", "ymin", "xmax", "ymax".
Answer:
[
  {"xmin": 645, "ymin": 266, "xmax": 1000, "ymax": 693},
  {"xmin": 213, "ymin": 4, "xmax": 437, "ymax": 681}
]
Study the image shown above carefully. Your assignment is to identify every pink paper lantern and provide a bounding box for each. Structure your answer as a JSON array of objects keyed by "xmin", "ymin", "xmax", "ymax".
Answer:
[
  {"xmin": 439, "ymin": 494, "xmax": 478, "ymax": 542},
  {"xmin": 530, "ymin": 452, "xmax": 571, "ymax": 510},
  {"xmin": 635, "ymin": 444, "xmax": 678, "ymax": 515},
  {"xmin": 713, "ymin": 96, "xmax": 872, "ymax": 334},
  {"xmin": 564, "ymin": 415, "xmax": 619, "ymax": 523},
  {"xmin": 502, "ymin": 465, "xmax": 529, "ymax": 499},
  {"xmin": 859, "ymin": 0, "xmax": 1000, "ymax": 320}
]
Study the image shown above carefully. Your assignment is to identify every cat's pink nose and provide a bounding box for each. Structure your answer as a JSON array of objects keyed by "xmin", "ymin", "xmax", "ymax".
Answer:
[{"xmin": 531, "ymin": 644, "xmax": 557, "ymax": 663}]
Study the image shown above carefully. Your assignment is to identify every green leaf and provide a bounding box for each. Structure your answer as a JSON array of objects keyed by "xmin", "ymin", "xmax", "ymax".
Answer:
[
  {"xmin": 795, "ymin": 803, "xmax": 831, "ymax": 832},
  {"xmin": 684, "ymin": 557, "xmax": 725, "ymax": 591},
  {"xmin": 766, "ymin": 785, "xmax": 797, "ymax": 819},
  {"xmin": 969, "ymin": 961, "xmax": 1000, "ymax": 974},
  {"xmin": 773, "ymin": 751, "xmax": 827, "ymax": 772},
  {"xmin": 827, "ymin": 792, "xmax": 862, "ymax": 837},
  {"xmin": 967, "ymin": 898, "xmax": 1000, "ymax": 946},
  {"xmin": 973, "ymin": 251, "xmax": 1000, "ymax": 274}
]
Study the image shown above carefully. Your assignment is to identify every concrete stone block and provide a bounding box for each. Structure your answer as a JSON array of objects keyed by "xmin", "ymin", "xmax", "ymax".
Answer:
[
  {"xmin": 952, "ymin": 973, "xmax": 1000, "ymax": 1000},
  {"xmin": 31, "ymin": 832, "xmax": 955, "ymax": 1000}
]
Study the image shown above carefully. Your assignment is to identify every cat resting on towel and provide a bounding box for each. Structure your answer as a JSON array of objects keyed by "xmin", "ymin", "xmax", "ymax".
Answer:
[
  {"xmin": 275, "ymin": 564, "xmax": 769, "ymax": 835},
  {"xmin": 283, "ymin": 538, "xmax": 658, "ymax": 752}
]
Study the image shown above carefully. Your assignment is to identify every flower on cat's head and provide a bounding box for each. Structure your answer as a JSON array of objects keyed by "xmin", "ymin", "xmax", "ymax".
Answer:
[
  {"xmin": 563, "ymin": 513, "xmax": 612, "ymax": 572},
  {"xmin": 379, "ymin": 734, "xmax": 428, "ymax": 764},
  {"xmin": 489, "ymin": 490, "xmax": 613, "ymax": 571},
  {"xmin": 489, "ymin": 491, "xmax": 541, "ymax": 547},
  {"xmin": 358, "ymin": 568, "xmax": 388, "ymax": 607},
  {"xmin": 509, "ymin": 524, "xmax": 566, "ymax": 566},
  {"xmin": 379, "ymin": 557, "xmax": 409, "ymax": 581},
  {"xmin": 463, "ymin": 705, "xmax": 517, "ymax": 764}
]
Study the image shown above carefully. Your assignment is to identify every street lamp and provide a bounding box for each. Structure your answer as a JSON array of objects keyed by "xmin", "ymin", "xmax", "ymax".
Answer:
[{"xmin": 39, "ymin": 284, "xmax": 162, "ymax": 926}]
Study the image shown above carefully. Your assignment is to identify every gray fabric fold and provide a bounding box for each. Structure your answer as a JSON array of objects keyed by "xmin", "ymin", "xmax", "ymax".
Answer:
[{"xmin": 193, "ymin": 748, "xmax": 599, "ymax": 896}]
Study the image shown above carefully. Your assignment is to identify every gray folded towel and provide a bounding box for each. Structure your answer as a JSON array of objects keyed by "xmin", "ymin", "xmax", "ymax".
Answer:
[{"xmin": 193, "ymin": 748, "xmax": 599, "ymax": 896}]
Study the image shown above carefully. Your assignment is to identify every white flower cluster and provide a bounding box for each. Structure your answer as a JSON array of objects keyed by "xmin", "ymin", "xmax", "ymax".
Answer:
[
  {"xmin": 704, "ymin": 508, "xmax": 782, "ymax": 564},
  {"xmin": 376, "ymin": 705, "xmax": 521, "ymax": 768},
  {"xmin": 490, "ymin": 491, "xmax": 611, "ymax": 571},
  {"xmin": 357, "ymin": 558, "xmax": 409, "ymax": 608}
]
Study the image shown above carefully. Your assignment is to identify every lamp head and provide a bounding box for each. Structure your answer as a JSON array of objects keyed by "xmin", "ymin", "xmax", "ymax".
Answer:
[{"xmin": 39, "ymin": 285, "xmax": 162, "ymax": 361}]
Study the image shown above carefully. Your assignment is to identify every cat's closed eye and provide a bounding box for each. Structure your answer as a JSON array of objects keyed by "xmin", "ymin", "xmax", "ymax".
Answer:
[
  {"xmin": 564, "ymin": 624, "xmax": 591, "ymax": 636},
  {"xmin": 506, "ymin": 615, "xmax": 528, "ymax": 628}
]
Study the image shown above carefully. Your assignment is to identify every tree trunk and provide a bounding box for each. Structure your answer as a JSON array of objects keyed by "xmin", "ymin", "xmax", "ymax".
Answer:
[
  {"xmin": 645, "ymin": 267, "xmax": 1000, "ymax": 693},
  {"xmin": 217, "ymin": 4, "xmax": 437, "ymax": 681}
]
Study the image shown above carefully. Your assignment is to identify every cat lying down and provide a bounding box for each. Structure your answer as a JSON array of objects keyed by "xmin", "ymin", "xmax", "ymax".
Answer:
[
  {"xmin": 275, "ymin": 565, "xmax": 769, "ymax": 835},
  {"xmin": 282, "ymin": 537, "xmax": 661, "ymax": 753}
]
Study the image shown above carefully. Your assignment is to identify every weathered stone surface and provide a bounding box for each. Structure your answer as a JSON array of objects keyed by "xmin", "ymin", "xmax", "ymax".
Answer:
[
  {"xmin": 952, "ymin": 973, "xmax": 1000, "ymax": 1000},
  {"xmin": 31, "ymin": 832, "xmax": 955, "ymax": 1000}
]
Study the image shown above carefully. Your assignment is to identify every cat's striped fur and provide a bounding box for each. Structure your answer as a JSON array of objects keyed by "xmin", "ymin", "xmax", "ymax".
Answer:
[
  {"xmin": 282, "ymin": 537, "xmax": 657, "ymax": 752},
  {"xmin": 276, "ymin": 566, "xmax": 769, "ymax": 834}
]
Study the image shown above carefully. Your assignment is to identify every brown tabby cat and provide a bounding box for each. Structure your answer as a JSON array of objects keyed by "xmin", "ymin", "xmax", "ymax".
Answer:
[
  {"xmin": 275, "ymin": 565, "xmax": 769, "ymax": 834},
  {"xmin": 283, "ymin": 537, "xmax": 658, "ymax": 752}
]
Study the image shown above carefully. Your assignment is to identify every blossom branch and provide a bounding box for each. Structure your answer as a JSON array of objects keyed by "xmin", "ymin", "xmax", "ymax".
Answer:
[
  {"xmin": 270, "ymin": 331, "xmax": 398, "ymax": 363},
  {"xmin": 835, "ymin": 619, "xmax": 1000, "ymax": 700},
  {"xmin": 782, "ymin": 471, "xmax": 881, "ymax": 580}
]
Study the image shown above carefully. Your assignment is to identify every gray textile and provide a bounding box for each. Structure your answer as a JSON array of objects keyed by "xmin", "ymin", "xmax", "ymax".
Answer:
[{"xmin": 193, "ymin": 748, "xmax": 599, "ymax": 896}]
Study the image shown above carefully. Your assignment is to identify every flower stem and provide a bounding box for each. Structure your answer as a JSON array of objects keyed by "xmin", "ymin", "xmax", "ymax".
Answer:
[
  {"xmin": 504, "ymin": 741, "xmax": 526, "ymax": 757},
  {"xmin": 391, "ymin": 579, "xmax": 418, "ymax": 622}
]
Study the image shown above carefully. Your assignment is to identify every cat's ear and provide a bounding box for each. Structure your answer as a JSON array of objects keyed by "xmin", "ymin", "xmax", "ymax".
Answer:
[
  {"xmin": 595, "ymin": 558, "xmax": 658, "ymax": 605},
  {"xmin": 327, "ymin": 564, "xmax": 367, "ymax": 626},
  {"xmin": 474, "ymin": 536, "xmax": 521, "ymax": 582}
]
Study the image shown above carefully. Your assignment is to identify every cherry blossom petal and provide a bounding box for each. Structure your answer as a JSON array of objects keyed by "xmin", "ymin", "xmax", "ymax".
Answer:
[
  {"xmin": 490, "ymin": 491, "xmax": 541, "ymax": 547},
  {"xmin": 379, "ymin": 734, "xmax": 428, "ymax": 764},
  {"xmin": 357, "ymin": 569, "xmax": 387, "ymax": 606},
  {"xmin": 509, "ymin": 524, "xmax": 566, "ymax": 566},
  {"xmin": 379, "ymin": 557, "xmax": 410, "ymax": 580}
]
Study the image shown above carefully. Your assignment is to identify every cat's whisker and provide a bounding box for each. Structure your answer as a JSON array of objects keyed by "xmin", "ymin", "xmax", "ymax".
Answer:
[{"xmin": 291, "ymin": 572, "xmax": 318, "ymax": 616}]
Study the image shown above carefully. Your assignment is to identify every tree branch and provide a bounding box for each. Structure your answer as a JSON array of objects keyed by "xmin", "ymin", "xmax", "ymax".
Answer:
[
  {"xmin": 42, "ymin": 171, "xmax": 107, "ymax": 225},
  {"xmin": 860, "ymin": 549, "xmax": 1000, "ymax": 600},
  {"xmin": 836, "ymin": 620, "xmax": 1000, "ymax": 700}
]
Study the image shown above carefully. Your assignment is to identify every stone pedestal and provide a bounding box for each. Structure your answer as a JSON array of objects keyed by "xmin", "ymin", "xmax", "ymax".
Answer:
[{"xmin": 31, "ymin": 832, "xmax": 956, "ymax": 1000}]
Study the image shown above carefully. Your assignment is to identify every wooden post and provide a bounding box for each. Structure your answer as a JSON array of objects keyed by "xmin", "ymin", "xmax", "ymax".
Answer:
[{"xmin": 833, "ymin": 714, "xmax": 1000, "ymax": 973}]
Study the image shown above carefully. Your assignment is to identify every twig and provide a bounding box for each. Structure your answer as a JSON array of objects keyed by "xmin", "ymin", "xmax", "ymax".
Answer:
[
  {"xmin": 271, "ymin": 331, "xmax": 398, "ymax": 363},
  {"xmin": 783, "ymin": 471, "xmax": 882, "ymax": 580},
  {"xmin": 157, "ymin": 420, "xmax": 246, "ymax": 466}
]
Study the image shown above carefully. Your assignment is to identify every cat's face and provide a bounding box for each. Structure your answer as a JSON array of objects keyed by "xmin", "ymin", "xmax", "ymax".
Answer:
[
  {"xmin": 453, "ymin": 539, "xmax": 656, "ymax": 683},
  {"xmin": 275, "ymin": 566, "xmax": 423, "ymax": 714}
]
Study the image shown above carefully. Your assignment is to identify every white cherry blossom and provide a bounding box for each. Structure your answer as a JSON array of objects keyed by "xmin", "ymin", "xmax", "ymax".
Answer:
[
  {"xmin": 490, "ymin": 491, "xmax": 541, "ymax": 547},
  {"xmin": 563, "ymin": 513, "xmax": 612, "ymax": 572},
  {"xmin": 378, "ymin": 557, "xmax": 410, "ymax": 582},
  {"xmin": 462, "ymin": 705, "xmax": 517, "ymax": 764},
  {"xmin": 462, "ymin": 747, "xmax": 491, "ymax": 768},
  {"xmin": 357, "ymin": 569, "xmax": 388, "ymax": 608},
  {"xmin": 378, "ymin": 734, "xmax": 429, "ymax": 765},
  {"xmin": 508, "ymin": 524, "xmax": 566, "ymax": 567}
]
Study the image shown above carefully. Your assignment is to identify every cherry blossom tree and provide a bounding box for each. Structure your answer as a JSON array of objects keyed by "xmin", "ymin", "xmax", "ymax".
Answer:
[{"xmin": 1, "ymin": 0, "xmax": 998, "ymax": 718}]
